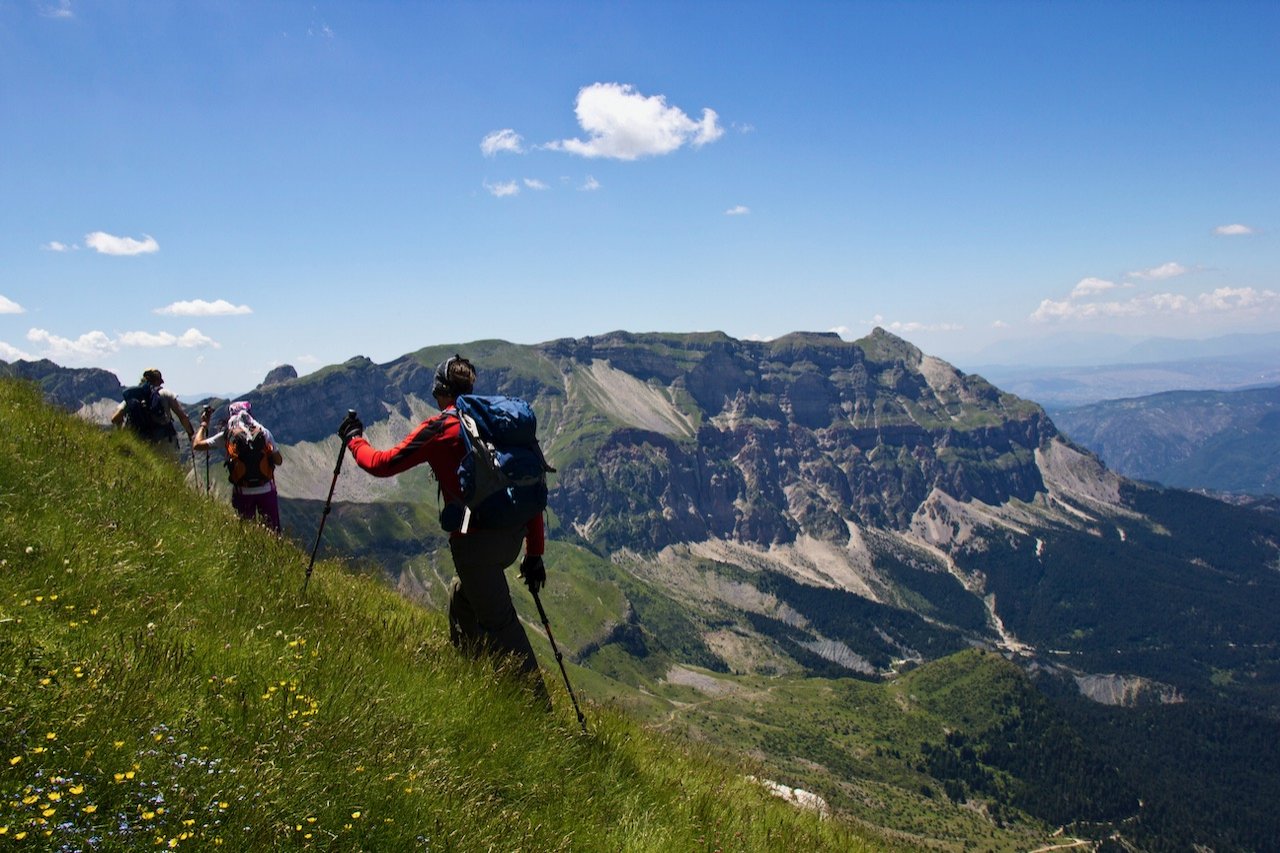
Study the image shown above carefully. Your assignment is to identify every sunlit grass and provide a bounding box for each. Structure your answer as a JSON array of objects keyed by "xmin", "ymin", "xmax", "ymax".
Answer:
[{"xmin": 0, "ymin": 377, "xmax": 889, "ymax": 850}]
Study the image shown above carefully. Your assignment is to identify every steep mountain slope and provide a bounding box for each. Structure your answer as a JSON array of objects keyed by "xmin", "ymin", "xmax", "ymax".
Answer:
[
  {"xmin": 231, "ymin": 329, "xmax": 1280, "ymax": 711},
  {"xmin": 34, "ymin": 329, "xmax": 1280, "ymax": 849},
  {"xmin": 1053, "ymin": 385, "xmax": 1280, "ymax": 495}
]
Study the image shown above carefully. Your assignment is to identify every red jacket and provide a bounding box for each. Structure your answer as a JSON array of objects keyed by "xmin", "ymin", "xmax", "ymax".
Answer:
[{"xmin": 345, "ymin": 408, "xmax": 544, "ymax": 555}]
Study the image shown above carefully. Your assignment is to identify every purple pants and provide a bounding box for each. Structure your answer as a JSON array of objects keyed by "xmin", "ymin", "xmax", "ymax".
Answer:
[{"xmin": 231, "ymin": 485, "xmax": 281, "ymax": 532}]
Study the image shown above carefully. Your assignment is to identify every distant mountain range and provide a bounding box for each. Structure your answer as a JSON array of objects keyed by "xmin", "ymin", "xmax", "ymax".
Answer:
[
  {"xmin": 961, "ymin": 330, "xmax": 1280, "ymax": 408},
  {"xmin": 1053, "ymin": 384, "xmax": 1280, "ymax": 496}
]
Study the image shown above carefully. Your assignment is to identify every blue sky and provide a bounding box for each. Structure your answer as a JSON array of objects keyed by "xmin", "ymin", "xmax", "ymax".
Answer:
[{"xmin": 2, "ymin": 0, "xmax": 1277, "ymax": 396}]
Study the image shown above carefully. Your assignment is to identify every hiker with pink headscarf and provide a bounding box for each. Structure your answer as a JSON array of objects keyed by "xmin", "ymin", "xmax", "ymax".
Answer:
[{"xmin": 193, "ymin": 400, "xmax": 285, "ymax": 531}]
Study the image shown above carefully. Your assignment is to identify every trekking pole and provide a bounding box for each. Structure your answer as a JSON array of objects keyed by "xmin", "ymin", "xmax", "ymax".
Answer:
[
  {"xmin": 201, "ymin": 405, "xmax": 212, "ymax": 495},
  {"xmin": 530, "ymin": 588, "xmax": 587, "ymax": 732},
  {"xmin": 303, "ymin": 409, "xmax": 357, "ymax": 595}
]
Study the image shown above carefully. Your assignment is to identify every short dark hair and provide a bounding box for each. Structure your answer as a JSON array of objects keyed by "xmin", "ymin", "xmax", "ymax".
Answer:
[{"xmin": 432, "ymin": 355, "xmax": 475, "ymax": 399}]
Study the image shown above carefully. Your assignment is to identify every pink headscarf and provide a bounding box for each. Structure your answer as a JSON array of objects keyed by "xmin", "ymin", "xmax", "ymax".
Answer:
[{"xmin": 227, "ymin": 401, "xmax": 264, "ymax": 441}]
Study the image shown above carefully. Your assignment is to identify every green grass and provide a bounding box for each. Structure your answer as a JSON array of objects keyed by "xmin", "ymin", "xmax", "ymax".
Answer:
[{"xmin": 0, "ymin": 377, "xmax": 891, "ymax": 850}]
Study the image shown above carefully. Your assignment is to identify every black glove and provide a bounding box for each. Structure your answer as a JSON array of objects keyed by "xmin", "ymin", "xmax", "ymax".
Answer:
[
  {"xmin": 338, "ymin": 414, "xmax": 364, "ymax": 444},
  {"xmin": 519, "ymin": 554, "xmax": 546, "ymax": 593}
]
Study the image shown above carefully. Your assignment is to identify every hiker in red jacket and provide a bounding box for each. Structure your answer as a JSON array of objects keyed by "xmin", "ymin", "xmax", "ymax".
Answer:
[{"xmin": 338, "ymin": 355, "xmax": 547, "ymax": 695}]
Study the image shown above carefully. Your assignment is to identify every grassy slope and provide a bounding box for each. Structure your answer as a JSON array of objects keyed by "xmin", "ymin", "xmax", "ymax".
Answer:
[{"xmin": 0, "ymin": 378, "xmax": 887, "ymax": 851}]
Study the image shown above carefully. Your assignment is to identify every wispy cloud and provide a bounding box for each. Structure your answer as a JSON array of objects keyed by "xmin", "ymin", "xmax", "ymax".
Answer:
[
  {"xmin": 41, "ymin": 0, "xmax": 73, "ymax": 19},
  {"xmin": 1128, "ymin": 261, "xmax": 1187, "ymax": 281},
  {"xmin": 481, "ymin": 129, "xmax": 525, "ymax": 157},
  {"xmin": 1070, "ymin": 277, "xmax": 1123, "ymax": 298},
  {"xmin": 483, "ymin": 180, "xmax": 520, "ymax": 198},
  {"xmin": 1214, "ymin": 223, "xmax": 1255, "ymax": 236},
  {"xmin": 868, "ymin": 314, "xmax": 962, "ymax": 334},
  {"xmin": 85, "ymin": 231, "xmax": 159, "ymax": 256},
  {"xmin": 1031, "ymin": 286, "xmax": 1280, "ymax": 323},
  {"xmin": 887, "ymin": 320, "xmax": 963, "ymax": 333},
  {"xmin": 0, "ymin": 295, "xmax": 24, "ymax": 314},
  {"xmin": 580, "ymin": 176, "xmax": 601, "ymax": 192},
  {"xmin": 155, "ymin": 299, "xmax": 252, "ymax": 317},
  {"xmin": 544, "ymin": 83, "xmax": 724, "ymax": 160},
  {"xmin": 725, "ymin": 205, "xmax": 750, "ymax": 216},
  {"xmin": 307, "ymin": 22, "xmax": 334, "ymax": 38},
  {"xmin": 42, "ymin": 241, "xmax": 75, "ymax": 252},
  {"xmin": 523, "ymin": 178, "xmax": 549, "ymax": 190}
]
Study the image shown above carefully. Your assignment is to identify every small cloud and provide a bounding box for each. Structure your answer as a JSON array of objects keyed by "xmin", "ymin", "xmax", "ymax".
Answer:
[
  {"xmin": 154, "ymin": 299, "xmax": 252, "ymax": 317},
  {"xmin": 1128, "ymin": 261, "xmax": 1187, "ymax": 281},
  {"xmin": 307, "ymin": 22, "xmax": 334, "ymax": 38},
  {"xmin": 0, "ymin": 340, "xmax": 34, "ymax": 360},
  {"xmin": 295, "ymin": 354, "xmax": 321, "ymax": 365},
  {"xmin": 1214, "ymin": 223, "xmax": 1255, "ymax": 236},
  {"xmin": 41, "ymin": 0, "xmax": 73, "ymax": 18},
  {"xmin": 482, "ymin": 129, "xmax": 525, "ymax": 157},
  {"xmin": 1070, "ymin": 277, "xmax": 1122, "ymax": 299},
  {"xmin": 118, "ymin": 328, "xmax": 219, "ymax": 349},
  {"xmin": 544, "ymin": 82, "xmax": 724, "ymax": 160},
  {"xmin": 0, "ymin": 295, "xmax": 24, "ymax": 314},
  {"xmin": 828, "ymin": 325, "xmax": 852, "ymax": 339},
  {"xmin": 732, "ymin": 122, "xmax": 755, "ymax": 134},
  {"xmin": 887, "ymin": 320, "xmax": 963, "ymax": 334},
  {"xmin": 580, "ymin": 176, "xmax": 601, "ymax": 192},
  {"xmin": 26, "ymin": 328, "xmax": 117, "ymax": 360},
  {"xmin": 991, "ymin": 320, "xmax": 1010, "ymax": 329},
  {"xmin": 523, "ymin": 178, "xmax": 549, "ymax": 190},
  {"xmin": 725, "ymin": 205, "xmax": 750, "ymax": 216},
  {"xmin": 483, "ymin": 180, "xmax": 520, "ymax": 198},
  {"xmin": 85, "ymin": 231, "xmax": 159, "ymax": 256},
  {"xmin": 42, "ymin": 241, "xmax": 75, "ymax": 252}
]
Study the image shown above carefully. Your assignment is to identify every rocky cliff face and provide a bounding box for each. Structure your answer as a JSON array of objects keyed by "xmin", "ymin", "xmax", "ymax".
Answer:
[
  {"xmin": 0, "ymin": 359, "xmax": 121, "ymax": 411},
  {"xmin": 543, "ymin": 329, "xmax": 1055, "ymax": 552}
]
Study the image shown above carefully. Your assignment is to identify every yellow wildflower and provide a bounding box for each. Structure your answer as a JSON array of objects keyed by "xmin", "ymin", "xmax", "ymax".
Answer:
[
  {"xmin": 83, "ymin": 804, "xmax": 98, "ymax": 814},
  {"xmin": 8, "ymin": 756, "xmax": 20, "ymax": 766},
  {"xmin": 69, "ymin": 785, "xmax": 84, "ymax": 795}
]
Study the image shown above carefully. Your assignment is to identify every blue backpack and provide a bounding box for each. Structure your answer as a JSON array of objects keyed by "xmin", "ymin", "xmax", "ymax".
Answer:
[
  {"xmin": 121, "ymin": 381, "xmax": 175, "ymax": 442},
  {"xmin": 448, "ymin": 394, "xmax": 553, "ymax": 533}
]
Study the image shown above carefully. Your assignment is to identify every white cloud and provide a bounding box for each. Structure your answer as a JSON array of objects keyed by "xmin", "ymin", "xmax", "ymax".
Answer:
[
  {"xmin": 483, "ymin": 180, "xmax": 520, "ymax": 197},
  {"xmin": 544, "ymin": 82, "xmax": 724, "ymax": 160},
  {"xmin": 0, "ymin": 295, "xmax": 24, "ymax": 314},
  {"xmin": 1070, "ymin": 277, "xmax": 1121, "ymax": 299},
  {"xmin": 41, "ymin": 0, "xmax": 73, "ymax": 18},
  {"xmin": 1214, "ymin": 223, "xmax": 1255, "ymax": 236},
  {"xmin": 118, "ymin": 328, "xmax": 219, "ymax": 349},
  {"xmin": 523, "ymin": 178, "xmax": 549, "ymax": 190},
  {"xmin": 85, "ymin": 231, "xmax": 159, "ymax": 256},
  {"xmin": 26, "ymin": 328, "xmax": 117, "ymax": 360},
  {"xmin": 481, "ymin": 129, "xmax": 525, "ymax": 157},
  {"xmin": 0, "ymin": 340, "xmax": 34, "ymax": 360},
  {"xmin": 991, "ymin": 320, "xmax": 1010, "ymax": 329},
  {"xmin": 1032, "ymin": 286, "xmax": 1280, "ymax": 323},
  {"xmin": 1128, "ymin": 261, "xmax": 1187, "ymax": 281},
  {"xmin": 42, "ymin": 241, "xmax": 74, "ymax": 252},
  {"xmin": 725, "ymin": 205, "xmax": 750, "ymax": 216},
  {"xmin": 580, "ymin": 176, "xmax": 601, "ymax": 192},
  {"xmin": 307, "ymin": 22, "xmax": 334, "ymax": 38},
  {"xmin": 23, "ymin": 326, "xmax": 219, "ymax": 362},
  {"xmin": 154, "ymin": 299, "xmax": 252, "ymax": 317},
  {"xmin": 887, "ymin": 320, "xmax": 963, "ymax": 333}
]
